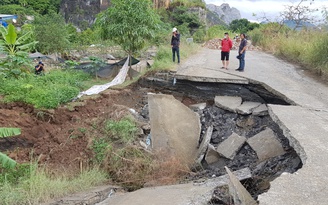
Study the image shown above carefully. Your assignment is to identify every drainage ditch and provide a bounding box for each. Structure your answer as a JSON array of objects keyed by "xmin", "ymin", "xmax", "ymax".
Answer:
[{"xmin": 137, "ymin": 72, "xmax": 302, "ymax": 204}]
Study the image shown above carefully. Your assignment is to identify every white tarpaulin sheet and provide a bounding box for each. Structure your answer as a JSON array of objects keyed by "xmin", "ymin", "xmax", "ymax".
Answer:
[{"xmin": 77, "ymin": 56, "xmax": 130, "ymax": 98}]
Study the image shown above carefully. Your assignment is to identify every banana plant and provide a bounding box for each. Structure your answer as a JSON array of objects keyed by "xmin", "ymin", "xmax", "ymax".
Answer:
[
  {"xmin": 0, "ymin": 24, "xmax": 38, "ymax": 77},
  {"xmin": 0, "ymin": 127, "xmax": 21, "ymax": 169}
]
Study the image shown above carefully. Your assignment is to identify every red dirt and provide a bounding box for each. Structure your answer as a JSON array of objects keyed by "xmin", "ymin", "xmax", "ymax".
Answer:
[{"xmin": 0, "ymin": 86, "xmax": 151, "ymax": 172}]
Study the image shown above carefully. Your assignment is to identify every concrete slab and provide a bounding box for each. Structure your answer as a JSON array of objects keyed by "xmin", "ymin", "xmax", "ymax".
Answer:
[
  {"xmin": 205, "ymin": 144, "xmax": 220, "ymax": 165},
  {"xmin": 148, "ymin": 93, "xmax": 201, "ymax": 166},
  {"xmin": 214, "ymin": 96, "xmax": 242, "ymax": 113},
  {"xmin": 225, "ymin": 167, "xmax": 257, "ymax": 205},
  {"xmin": 236, "ymin": 101, "xmax": 262, "ymax": 115},
  {"xmin": 189, "ymin": 102, "xmax": 207, "ymax": 111},
  {"xmin": 43, "ymin": 185, "xmax": 120, "ymax": 205},
  {"xmin": 217, "ymin": 133, "xmax": 246, "ymax": 160},
  {"xmin": 196, "ymin": 125, "xmax": 213, "ymax": 164},
  {"xmin": 98, "ymin": 168, "xmax": 252, "ymax": 205},
  {"xmin": 247, "ymin": 128, "xmax": 285, "ymax": 162},
  {"xmin": 258, "ymin": 105, "xmax": 328, "ymax": 205},
  {"xmin": 252, "ymin": 104, "xmax": 268, "ymax": 116}
]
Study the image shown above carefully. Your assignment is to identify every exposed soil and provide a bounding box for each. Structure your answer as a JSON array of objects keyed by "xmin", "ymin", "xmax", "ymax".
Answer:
[{"xmin": 0, "ymin": 85, "xmax": 153, "ymax": 172}]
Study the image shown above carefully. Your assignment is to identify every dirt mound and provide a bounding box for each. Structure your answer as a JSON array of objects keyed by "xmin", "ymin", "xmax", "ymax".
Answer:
[{"xmin": 0, "ymin": 87, "xmax": 151, "ymax": 171}]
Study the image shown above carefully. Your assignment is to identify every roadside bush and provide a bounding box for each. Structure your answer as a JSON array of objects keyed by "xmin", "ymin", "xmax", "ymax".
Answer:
[
  {"xmin": 205, "ymin": 25, "xmax": 229, "ymax": 41},
  {"xmin": 306, "ymin": 32, "xmax": 328, "ymax": 74},
  {"xmin": 105, "ymin": 117, "xmax": 138, "ymax": 144},
  {"xmin": 104, "ymin": 145, "xmax": 153, "ymax": 191},
  {"xmin": 192, "ymin": 27, "xmax": 206, "ymax": 43}
]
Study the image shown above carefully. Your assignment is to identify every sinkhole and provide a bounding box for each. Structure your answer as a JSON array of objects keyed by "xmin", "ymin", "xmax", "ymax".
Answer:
[{"xmin": 137, "ymin": 72, "xmax": 302, "ymax": 204}]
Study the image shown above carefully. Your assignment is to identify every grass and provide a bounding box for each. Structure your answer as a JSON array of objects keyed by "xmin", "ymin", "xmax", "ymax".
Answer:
[
  {"xmin": 0, "ymin": 163, "xmax": 107, "ymax": 205},
  {"xmin": 104, "ymin": 116, "xmax": 138, "ymax": 144},
  {"xmin": 151, "ymin": 40, "xmax": 201, "ymax": 71},
  {"xmin": 0, "ymin": 69, "xmax": 92, "ymax": 109}
]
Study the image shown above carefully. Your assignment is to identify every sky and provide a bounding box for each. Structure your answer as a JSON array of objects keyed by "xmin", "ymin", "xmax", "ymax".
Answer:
[{"xmin": 204, "ymin": 0, "xmax": 327, "ymax": 22}]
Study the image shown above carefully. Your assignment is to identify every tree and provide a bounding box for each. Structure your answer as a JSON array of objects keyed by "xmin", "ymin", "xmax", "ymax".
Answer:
[
  {"xmin": 280, "ymin": 0, "xmax": 318, "ymax": 30},
  {"xmin": 0, "ymin": 127, "xmax": 21, "ymax": 169},
  {"xmin": 33, "ymin": 11, "xmax": 70, "ymax": 54},
  {"xmin": 229, "ymin": 19, "xmax": 259, "ymax": 34},
  {"xmin": 97, "ymin": 0, "xmax": 161, "ymax": 58}
]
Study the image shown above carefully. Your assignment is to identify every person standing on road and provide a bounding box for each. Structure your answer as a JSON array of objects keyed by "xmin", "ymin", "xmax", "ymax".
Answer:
[
  {"xmin": 171, "ymin": 27, "xmax": 180, "ymax": 64},
  {"xmin": 220, "ymin": 32, "xmax": 233, "ymax": 70},
  {"xmin": 236, "ymin": 33, "xmax": 247, "ymax": 72}
]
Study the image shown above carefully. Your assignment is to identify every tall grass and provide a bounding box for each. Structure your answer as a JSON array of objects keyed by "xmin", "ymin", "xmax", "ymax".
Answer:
[
  {"xmin": 0, "ymin": 164, "xmax": 107, "ymax": 205},
  {"xmin": 248, "ymin": 24, "xmax": 328, "ymax": 77},
  {"xmin": 152, "ymin": 40, "xmax": 201, "ymax": 70}
]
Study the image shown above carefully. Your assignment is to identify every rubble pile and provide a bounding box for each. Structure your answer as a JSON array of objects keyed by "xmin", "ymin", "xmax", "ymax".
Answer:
[{"xmin": 203, "ymin": 38, "xmax": 261, "ymax": 51}]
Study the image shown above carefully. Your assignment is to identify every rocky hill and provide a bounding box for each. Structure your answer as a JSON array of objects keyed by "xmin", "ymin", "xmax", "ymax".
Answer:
[
  {"xmin": 59, "ymin": 0, "xmax": 240, "ymax": 29},
  {"xmin": 206, "ymin": 3, "xmax": 241, "ymax": 25}
]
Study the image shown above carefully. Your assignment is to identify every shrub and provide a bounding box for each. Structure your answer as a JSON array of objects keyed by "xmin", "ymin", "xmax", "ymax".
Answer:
[{"xmin": 105, "ymin": 117, "xmax": 138, "ymax": 144}]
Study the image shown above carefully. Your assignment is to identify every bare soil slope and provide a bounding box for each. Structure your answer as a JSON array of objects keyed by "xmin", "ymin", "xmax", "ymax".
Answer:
[{"xmin": 0, "ymin": 86, "xmax": 149, "ymax": 172}]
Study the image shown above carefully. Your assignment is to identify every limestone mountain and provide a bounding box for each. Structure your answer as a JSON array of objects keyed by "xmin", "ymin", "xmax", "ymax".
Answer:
[{"xmin": 206, "ymin": 3, "xmax": 241, "ymax": 25}]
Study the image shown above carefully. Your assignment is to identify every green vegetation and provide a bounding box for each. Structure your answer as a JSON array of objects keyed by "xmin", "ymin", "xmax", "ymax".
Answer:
[
  {"xmin": 248, "ymin": 23, "xmax": 328, "ymax": 76},
  {"xmin": 229, "ymin": 18, "xmax": 260, "ymax": 34},
  {"xmin": 97, "ymin": 0, "xmax": 161, "ymax": 57},
  {"xmin": 0, "ymin": 128, "xmax": 20, "ymax": 169},
  {"xmin": 105, "ymin": 117, "xmax": 138, "ymax": 144},
  {"xmin": 90, "ymin": 117, "xmax": 152, "ymax": 191},
  {"xmin": 170, "ymin": 0, "xmax": 206, "ymax": 9},
  {"xmin": 0, "ymin": 24, "xmax": 37, "ymax": 78},
  {"xmin": 0, "ymin": 163, "xmax": 107, "ymax": 205},
  {"xmin": 33, "ymin": 12, "xmax": 70, "ymax": 54},
  {"xmin": 152, "ymin": 40, "xmax": 201, "ymax": 70},
  {"xmin": 0, "ymin": 0, "xmax": 61, "ymax": 15},
  {"xmin": 205, "ymin": 25, "xmax": 229, "ymax": 41},
  {"xmin": 0, "ymin": 69, "xmax": 91, "ymax": 108}
]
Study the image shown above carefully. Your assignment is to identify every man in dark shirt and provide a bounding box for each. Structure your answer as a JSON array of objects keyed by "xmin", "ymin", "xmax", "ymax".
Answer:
[
  {"xmin": 171, "ymin": 27, "xmax": 180, "ymax": 64},
  {"xmin": 35, "ymin": 61, "xmax": 45, "ymax": 75},
  {"xmin": 0, "ymin": 17, "xmax": 8, "ymax": 28},
  {"xmin": 236, "ymin": 33, "xmax": 247, "ymax": 72}
]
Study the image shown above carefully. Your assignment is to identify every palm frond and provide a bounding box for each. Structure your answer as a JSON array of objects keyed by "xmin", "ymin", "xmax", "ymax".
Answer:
[
  {"xmin": 0, "ymin": 152, "xmax": 17, "ymax": 169},
  {"xmin": 0, "ymin": 127, "xmax": 21, "ymax": 138}
]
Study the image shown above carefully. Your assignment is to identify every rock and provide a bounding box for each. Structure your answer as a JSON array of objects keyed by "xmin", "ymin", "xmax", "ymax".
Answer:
[
  {"xmin": 189, "ymin": 102, "xmax": 207, "ymax": 111},
  {"xmin": 106, "ymin": 54, "xmax": 116, "ymax": 60},
  {"xmin": 206, "ymin": 3, "xmax": 241, "ymax": 25},
  {"xmin": 225, "ymin": 167, "xmax": 258, "ymax": 205},
  {"xmin": 252, "ymin": 104, "xmax": 269, "ymax": 116},
  {"xmin": 215, "ymin": 96, "xmax": 242, "ymax": 113},
  {"xmin": 205, "ymin": 144, "xmax": 221, "ymax": 165},
  {"xmin": 196, "ymin": 125, "xmax": 213, "ymax": 164},
  {"xmin": 148, "ymin": 93, "xmax": 201, "ymax": 166},
  {"xmin": 236, "ymin": 101, "xmax": 262, "ymax": 115},
  {"xmin": 217, "ymin": 133, "xmax": 246, "ymax": 160},
  {"xmin": 247, "ymin": 128, "xmax": 285, "ymax": 161},
  {"xmin": 236, "ymin": 116, "xmax": 255, "ymax": 129}
]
